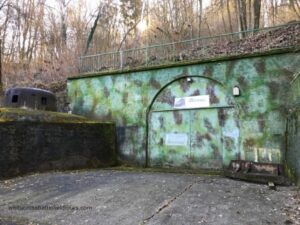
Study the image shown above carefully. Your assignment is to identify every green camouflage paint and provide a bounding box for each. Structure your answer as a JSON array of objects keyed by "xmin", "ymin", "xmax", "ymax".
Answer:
[
  {"xmin": 148, "ymin": 77, "xmax": 238, "ymax": 169},
  {"xmin": 287, "ymin": 72, "xmax": 300, "ymax": 184},
  {"xmin": 68, "ymin": 51, "xmax": 300, "ymax": 169}
]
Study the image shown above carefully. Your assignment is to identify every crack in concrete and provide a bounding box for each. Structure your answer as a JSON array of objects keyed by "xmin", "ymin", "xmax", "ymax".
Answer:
[{"xmin": 142, "ymin": 179, "xmax": 198, "ymax": 224}]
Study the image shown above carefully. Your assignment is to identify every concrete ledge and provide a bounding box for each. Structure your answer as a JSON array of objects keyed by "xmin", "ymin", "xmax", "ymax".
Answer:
[{"xmin": 0, "ymin": 107, "xmax": 99, "ymax": 123}]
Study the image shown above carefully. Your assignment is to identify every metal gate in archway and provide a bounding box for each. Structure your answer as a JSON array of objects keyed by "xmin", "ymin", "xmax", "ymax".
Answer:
[{"xmin": 147, "ymin": 76, "xmax": 240, "ymax": 170}]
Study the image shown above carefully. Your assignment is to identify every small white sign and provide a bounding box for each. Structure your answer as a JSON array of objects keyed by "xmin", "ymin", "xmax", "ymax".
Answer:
[
  {"xmin": 174, "ymin": 95, "xmax": 210, "ymax": 109},
  {"xmin": 165, "ymin": 133, "xmax": 188, "ymax": 146}
]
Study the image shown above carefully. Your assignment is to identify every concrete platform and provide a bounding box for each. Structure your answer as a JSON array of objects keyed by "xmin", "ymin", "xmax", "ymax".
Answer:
[{"xmin": 0, "ymin": 169, "xmax": 299, "ymax": 225}]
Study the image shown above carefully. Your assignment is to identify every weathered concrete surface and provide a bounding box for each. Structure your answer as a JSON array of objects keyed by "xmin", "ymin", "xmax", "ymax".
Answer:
[
  {"xmin": 0, "ymin": 170, "xmax": 299, "ymax": 225},
  {"xmin": 287, "ymin": 73, "xmax": 300, "ymax": 185},
  {"xmin": 0, "ymin": 108, "xmax": 117, "ymax": 178},
  {"xmin": 68, "ymin": 51, "xmax": 300, "ymax": 168}
]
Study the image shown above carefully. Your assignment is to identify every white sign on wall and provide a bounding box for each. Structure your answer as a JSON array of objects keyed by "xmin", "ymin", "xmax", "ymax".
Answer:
[
  {"xmin": 174, "ymin": 95, "xmax": 210, "ymax": 109},
  {"xmin": 165, "ymin": 133, "xmax": 188, "ymax": 146}
]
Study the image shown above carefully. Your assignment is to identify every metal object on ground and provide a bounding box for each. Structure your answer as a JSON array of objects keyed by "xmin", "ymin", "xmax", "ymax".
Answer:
[
  {"xmin": 4, "ymin": 87, "xmax": 57, "ymax": 111},
  {"xmin": 224, "ymin": 160, "xmax": 287, "ymax": 185},
  {"xmin": 268, "ymin": 182, "xmax": 276, "ymax": 190}
]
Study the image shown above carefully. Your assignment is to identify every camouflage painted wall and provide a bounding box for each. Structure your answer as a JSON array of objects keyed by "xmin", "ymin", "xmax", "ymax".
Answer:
[
  {"xmin": 148, "ymin": 77, "xmax": 239, "ymax": 169},
  {"xmin": 291, "ymin": 73, "xmax": 300, "ymax": 104},
  {"xmin": 287, "ymin": 73, "xmax": 300, "ymax": 185},
  {"xmin": 68, "ymin": 51, "xmax": 300, "ymax": 169}
]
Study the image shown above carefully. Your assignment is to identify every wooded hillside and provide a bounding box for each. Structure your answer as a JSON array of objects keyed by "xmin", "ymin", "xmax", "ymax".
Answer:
[{"xmin": 0, "ymin": 0, "xmax": 300, "ymax": 91}]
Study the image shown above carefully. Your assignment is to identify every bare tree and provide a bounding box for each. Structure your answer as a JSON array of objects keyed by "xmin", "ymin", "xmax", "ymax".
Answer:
[
  {"xmin": 0, "ymin": 0, "xmax": 299, "ymax": 91},
  {"xmin": 84, "ymin": 6, "xmax": 102, "ymax": 55},
  {"xmin": 226, "ymin": 0, "xmax": 233, "ymax": 32},
  {"xmin": 237, "ymin": 0, "xmax": 248, "ymax": 35},
  {"xmin": 198, "ymin": 0, "xmax": 203, "ymax": 36},
  {"xmin": 253, "ymin": 0, "xmax": 262, "ymax": 29},
  {"xmin": 290, "ymin": 0, "xmax": 300, "ymax": 19},
  {"xmin": 0, "ymin": 0, "xmax": 8, "ymax": 10}
]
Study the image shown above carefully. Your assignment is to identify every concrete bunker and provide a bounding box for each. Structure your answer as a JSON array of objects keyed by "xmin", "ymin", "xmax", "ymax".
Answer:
[
  {"xmin": 4, "ymin": 87, "xmax": 57, "ymax": 111},
  {"xmin": 68, "ymin": 49, "xmax": 300, "ymax": 184}
]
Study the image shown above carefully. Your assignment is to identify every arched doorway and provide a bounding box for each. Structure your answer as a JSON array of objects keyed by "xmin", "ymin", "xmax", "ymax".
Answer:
[{"xmin": 146, "ymin": 76, "xmax": 240, "ymax": 169}]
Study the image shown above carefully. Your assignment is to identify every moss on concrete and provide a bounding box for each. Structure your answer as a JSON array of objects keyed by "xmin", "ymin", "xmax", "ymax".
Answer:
[
  {"xmin": 283, "ymin": 162, "xmax": 298, "ymax": 185},
  {"xmin": 0, "ymin": 107, "xmax": 111, "ymax": 124},
  {"xmin": 103, "ymin": 165, "xmax": 223, "ymax": 176},
  {"xmin": 0, "ymin": 120, "xmax": 117, "ymax": 179}
]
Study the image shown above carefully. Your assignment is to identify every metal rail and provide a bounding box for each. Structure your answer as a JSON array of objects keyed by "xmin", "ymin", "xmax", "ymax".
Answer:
[{"xmin": 79, "ymin": 22, "xmax": 300, "ymax": 73}]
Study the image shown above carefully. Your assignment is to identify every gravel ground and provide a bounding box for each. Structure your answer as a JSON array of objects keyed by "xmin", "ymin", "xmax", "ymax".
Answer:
[{"xmin": 0, "ymin": 169, "xmax": 299, "ymax": 225}]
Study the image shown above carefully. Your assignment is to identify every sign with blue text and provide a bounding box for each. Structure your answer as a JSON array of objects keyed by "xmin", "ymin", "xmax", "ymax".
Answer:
[{"xmin": 174, "ymin": 95, "xmax": 210, "ymax": 109}]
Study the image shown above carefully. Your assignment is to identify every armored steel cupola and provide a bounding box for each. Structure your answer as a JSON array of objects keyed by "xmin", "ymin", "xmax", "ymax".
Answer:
[{"xmin": 4, "ymin": 87, "xmax": 57, "ymax": 111}]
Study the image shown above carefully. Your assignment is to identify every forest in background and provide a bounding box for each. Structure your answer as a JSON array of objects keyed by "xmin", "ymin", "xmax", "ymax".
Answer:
[{"xmin": 0, "ymin": 0, "xmax": 300, "ymax": 91}]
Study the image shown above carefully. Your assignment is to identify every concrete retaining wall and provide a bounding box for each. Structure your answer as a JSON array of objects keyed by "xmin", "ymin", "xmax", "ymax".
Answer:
[{"xmin": 0, "ymin": 121, "xmax": 117, "ymax": 178}]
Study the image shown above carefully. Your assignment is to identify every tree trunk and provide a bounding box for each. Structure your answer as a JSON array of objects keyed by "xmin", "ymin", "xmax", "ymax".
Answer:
[
  {"xmin": 0, "ymin": 0, "xmax": 7, "ymax": 11},
  {"xmin": 253, "ymin": 0, "xmax": 261, "ymax": 29},
  {"xmin": 290, "ymin": 0, "xmax": 300, "ymax": 19},
  {"xmin": 84, "ymin": 9, "xmax": 102, "ymax": 55},
  {"xmin": 221, "ymin": 0, "xmax": 227, "ymax": 33},
  {"xmin": 227, "ymin": 0, "xmax": 233, "ymax": 33},
  {"xmin": 198, "ymin": 0, "xmax": 203, "ymax": 36},
  {"xmin": 237, "ymin": 0, "xmax": 247, "ymax": 37},
  {"xmin": 248, "ymin": 0, "xmax": 252, "ymax": 29}
]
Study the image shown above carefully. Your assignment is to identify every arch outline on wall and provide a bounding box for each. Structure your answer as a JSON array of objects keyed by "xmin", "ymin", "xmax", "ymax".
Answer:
[{"xmin": 145, "ymin": 75, "xmax": 238, "ymax": 167}]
